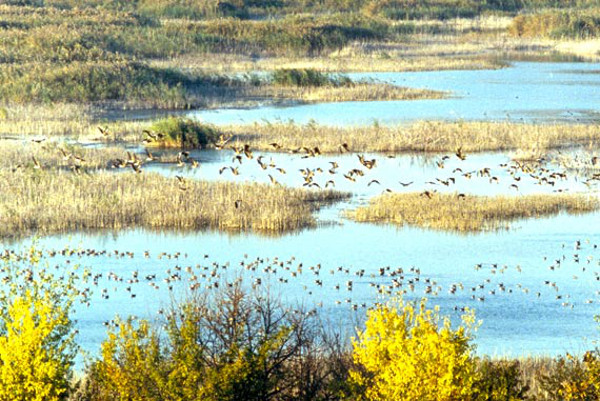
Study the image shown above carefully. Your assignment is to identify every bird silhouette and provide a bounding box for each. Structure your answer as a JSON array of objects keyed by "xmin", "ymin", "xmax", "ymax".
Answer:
[
  {"xmin": 145, "ymin": 149, "xmax": 156, "ymax": 161},
  {"xmin": 32, "ymin": 156, "xmax": 41, "ymax": 169}
]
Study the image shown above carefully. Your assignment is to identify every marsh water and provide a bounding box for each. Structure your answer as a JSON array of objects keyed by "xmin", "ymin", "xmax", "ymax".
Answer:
[
  {"xmin": 9, "ymin": 61, "xmax": 600, "ymax": 363},
  {"xmin": 193, "ymin": 62, "xmax": 600, "ymax": 125}
]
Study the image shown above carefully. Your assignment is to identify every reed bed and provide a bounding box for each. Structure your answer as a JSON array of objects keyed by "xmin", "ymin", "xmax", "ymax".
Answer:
[
  {"xmin": 257, "ymin": 82, "xmax": 445, "ymax": 103},
  {"xmin": 156, "ymin": 53, "xmax": 506, "ymax": 73},
  {"xmin": 225, "ymin": 121, "xmax": 600, "ymax": 154},
  {"xmin": 0, "ymin": 141, "xmax": 129, "ymax": 171},
  {"xmin": 1, "ymin": 1, "xmax": 597, "ymax": 114},
  {"xmin": 347, "ymin": 192, "xmax": 600, "ymax": 232},
  {"xmin": 0, "ymin": 169, "xmax": 348, "ymax": 238}
]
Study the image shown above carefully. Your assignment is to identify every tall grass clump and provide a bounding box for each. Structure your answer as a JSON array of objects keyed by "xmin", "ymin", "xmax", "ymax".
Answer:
[
  {"xmin": 0, "ymin": 61, "xmax": 195, "ymax": 107},
  {"xmin": 0, "ymin": 169, "xmax": 348, "ymax": 238},
  {"xmin": 348, "ymin": 192, "xmax": 600, "ymax": 232},
  {"xmin": 149, "ymin": 117, "xmax": 221, "ymax": 148},
  {"xmin": 271, "ymin": 68, "xmax": 351, "ymax": 87}
]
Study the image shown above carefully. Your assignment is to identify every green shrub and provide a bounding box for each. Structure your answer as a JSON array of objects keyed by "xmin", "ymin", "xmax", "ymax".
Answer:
[
  {"xmin": 85, "ymin": 282, "xmax": 340, "ymax": 401},
  {"xmin": 474, "ymin": 359, "xmax": 529, "ymax": 401},
  {"xmin": 149, "ymin": 117, "xmax": 221, "ymax": 148},
  {"xmin": 271, "ymin": 68, "xmax": 353, "ymax": 87}
]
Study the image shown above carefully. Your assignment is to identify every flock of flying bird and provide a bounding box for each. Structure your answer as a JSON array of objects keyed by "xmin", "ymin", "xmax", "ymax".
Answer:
[{"xmin": 19, "ymin": 127, "xmax": 600, "ymax": 203}]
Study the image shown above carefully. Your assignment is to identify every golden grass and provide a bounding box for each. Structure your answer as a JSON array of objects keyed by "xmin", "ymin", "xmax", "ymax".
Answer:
[
  {"xmin": 224, "ymin": 121, "xmax": 600, "ymax": 154},
  {"xmin": 153, "ymin": 53, "xmax": 506, "ymax": 73},
  {"xmin": 346, "ymin": 192, "xmax": 600, "ymax": 232},
  {"xmin": 255, "ymin": 83, "xmax": 445, "ymax": 103},
  {"xmin": 0, "ymin": 141, "xmax": 130, "ymax": 171},
  {"xmin": 0, "ymin": 103, "xmax": 152, "ymax": 142},
  {"xmin": 0, "ymin": 169, "xmax": 348, "ymax": 238}
]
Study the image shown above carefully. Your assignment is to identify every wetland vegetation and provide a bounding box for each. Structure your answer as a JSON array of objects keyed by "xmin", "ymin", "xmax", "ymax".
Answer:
[
  {"xmin": 222, "ymin": 120, "xmax": 600, "ymax": 154},
  {"xmin": 0, "ymin": 168, "xmax": 347, "ymax": 238},
  {"xmin": 347, "ymin": 192, "xmax": 600, "ymax": 232},
  {"xmin": 3, "ymin": 0, "xmax": 600, "ymax": 400}
]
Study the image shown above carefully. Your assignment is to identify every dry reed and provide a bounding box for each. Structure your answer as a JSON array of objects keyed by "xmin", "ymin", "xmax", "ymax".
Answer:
[
  {"xmin": 347, "ymin": 192, "xmax": 600, "ymax": 232},
  {"xmin": 225, "ymin": 121, "xmax": 600, "ymax": 154},
  {"xmin": 0, "ymin": 169, "xmax": 348, "ymax": 238},
  {"xmin": 0, "ymin": 141, "xmax": 129, "ymax": 170},
  {"xmin": 253, "ymin": 83, "xmax": 445, "ymax": 103},
  {"xmin": 157, "ymin": 53, "xmax": 506, "ymax": 74}
]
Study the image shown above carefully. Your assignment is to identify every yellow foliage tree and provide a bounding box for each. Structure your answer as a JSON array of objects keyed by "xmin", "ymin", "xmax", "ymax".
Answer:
[
  {"xmin": 93, "ymin": 317, "xmax": 166, "ymax": 401},
  {"xmin": 553, "ymin": 351, "xmax": 600, "ymax": 400},
  {"xmin": 0, "ymin": 291, "xmax": 72, "ymax": 401},
  {"xmin": 0, "ymin": 246, "xmax": 85, "ymax": 401},
  {"xmin": 349, "ymin": 297, "xmax": 479, "ymax": 401}
]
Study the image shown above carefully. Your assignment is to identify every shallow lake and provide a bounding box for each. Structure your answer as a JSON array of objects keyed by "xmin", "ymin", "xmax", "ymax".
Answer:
[
  {"xmin": 192, "ymin": 62, "xmax": 600, "ymax": 125},
  {"xmin": 6, "ymin": 61, "xmax": 600, "ymax": 366},
  {"xmin": 10, "ymin": 146, "xmax": 600, "ymax": 362}
]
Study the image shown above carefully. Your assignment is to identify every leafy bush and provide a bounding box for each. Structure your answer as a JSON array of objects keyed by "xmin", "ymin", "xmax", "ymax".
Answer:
[
  {"xmin": 539, "ymin": 351, "xmax": 600, "ymax": 400},
  {"xmin": 82, "ymin": 318, "xmax": 165, "ymax": 400},
  {"xmin": 149, "ymin": 117, "xmax": 221, "ymax": 148},
  {"xmin": 0, "ymin": 247, "xmax": 85, "ymax": 401},
  {"xmin": 271, "ymin": 68, "xmax": 353, "ymax": 87},
  {"xmin": 85, "ymin": 282, "xmax": 343, "ymax": 401},
  {"xmin": 348, "ymin": 297, "xmax": 479, "ymax": 401},
  {"xmin": 473, "ymin": 359, "xmax": 529, "ymax": 401}
]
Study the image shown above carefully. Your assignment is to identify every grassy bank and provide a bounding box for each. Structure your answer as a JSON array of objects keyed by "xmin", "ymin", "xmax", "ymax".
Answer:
[
  {"xmin": 0, "ymin": 169, "xmax": 348, "ymax": 238},
  {"xmin": 2, "ymin": 1, "xmax": 599, "ymax": 113},
  {"xmin": 223, "ymin": 121, "xmax": 600, "ymax": 154},
  {"xmin": 259, "ymin": 81, "xmax": 445, "ymax": 103},
  {"xmin": 347, "ymin": 192, "xmax": 600, "ymax": 232},
  {"xmin": 510, "ymin": 8, "xmax": 600, "ymax": 39}
]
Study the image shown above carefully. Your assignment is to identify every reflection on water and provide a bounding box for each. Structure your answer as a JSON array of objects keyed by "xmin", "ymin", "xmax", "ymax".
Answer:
[{"xmin": 191, "ymin": 62, "xmax": 600, "ymax": 125}]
